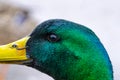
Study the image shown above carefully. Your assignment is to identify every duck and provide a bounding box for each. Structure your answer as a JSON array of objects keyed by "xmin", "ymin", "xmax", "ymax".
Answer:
[{"xmin": 0, "ymin": 19, "xmax": 113, "ymax": 80}]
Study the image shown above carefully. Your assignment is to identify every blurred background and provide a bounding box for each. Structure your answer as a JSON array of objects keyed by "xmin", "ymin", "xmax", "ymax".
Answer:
[{"xmin": 0, "ymin": 0, "xmax": 119, "ymax": 80}]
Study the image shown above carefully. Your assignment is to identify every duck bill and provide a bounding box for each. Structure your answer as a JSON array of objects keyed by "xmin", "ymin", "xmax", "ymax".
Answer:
[{"xmin": 0, "ymin": 36, "xmax": 30, "ymax": 64}]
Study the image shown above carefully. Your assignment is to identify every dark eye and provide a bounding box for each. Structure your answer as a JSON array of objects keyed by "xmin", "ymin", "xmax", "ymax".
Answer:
[{"xmin": 47, "ymin": 33, "xmax": 60, "ymax": 42}]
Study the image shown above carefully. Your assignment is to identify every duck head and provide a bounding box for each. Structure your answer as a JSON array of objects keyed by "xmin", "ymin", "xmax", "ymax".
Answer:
[{"xmin": 0, "ymin": 19, "xmax": 113, "ymax": 80}]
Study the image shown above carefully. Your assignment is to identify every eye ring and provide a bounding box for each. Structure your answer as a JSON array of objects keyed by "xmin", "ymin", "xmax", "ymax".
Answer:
[{"xmin": 47, "ymin": 33, "xmax": 60, "ymax": 42}]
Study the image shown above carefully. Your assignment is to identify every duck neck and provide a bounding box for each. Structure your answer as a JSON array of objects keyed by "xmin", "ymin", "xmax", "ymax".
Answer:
[{"xmin": 27, "ymin": 55, "xmax": 113, "ymax": 80}]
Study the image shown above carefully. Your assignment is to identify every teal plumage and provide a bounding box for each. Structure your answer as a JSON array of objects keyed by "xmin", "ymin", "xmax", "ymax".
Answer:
[{"xmin": 25, "ymin": 19, "xmax": 113, "ymax": 80}]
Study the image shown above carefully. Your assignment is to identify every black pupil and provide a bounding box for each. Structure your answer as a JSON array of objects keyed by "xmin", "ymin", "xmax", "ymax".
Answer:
[{"xmin": 48, "ymin": 34, "xmax": 58, "ymax": 42}]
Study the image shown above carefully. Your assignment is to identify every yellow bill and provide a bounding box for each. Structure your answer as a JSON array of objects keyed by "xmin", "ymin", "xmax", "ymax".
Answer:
[{"xmin": 0, "ymin": 36, "xmax": 30, "ymax": 63}]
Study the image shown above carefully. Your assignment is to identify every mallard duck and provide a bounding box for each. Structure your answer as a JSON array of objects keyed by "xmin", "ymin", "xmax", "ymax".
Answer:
[{"xmin": 0, "ymin": 19, "xmax": 113, "ymax": 80}]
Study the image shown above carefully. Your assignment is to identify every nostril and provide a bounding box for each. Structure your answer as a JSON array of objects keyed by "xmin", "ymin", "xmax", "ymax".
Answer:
[
  {"xmin": 11, "ymin": 44, "xmax": 28, "ymax": 50},
  {"xmin": 11, "ymin": 44, "xmax": 18, "ymax": 48}
]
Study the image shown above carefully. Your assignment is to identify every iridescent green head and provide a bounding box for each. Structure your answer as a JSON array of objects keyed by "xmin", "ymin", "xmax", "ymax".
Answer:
[
  {"xmin": 0, "ymin": 19, "xmax": 113, "ymax": 80},
  {"xmin": 26, "ymin": 19, "xmax": 113, "ymax": 80}
]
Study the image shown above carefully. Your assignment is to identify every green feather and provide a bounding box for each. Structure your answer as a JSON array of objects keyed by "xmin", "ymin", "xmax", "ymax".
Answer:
[{"xmin": 26, "ymin": 19, "xmax": 113, "ymax": 80}]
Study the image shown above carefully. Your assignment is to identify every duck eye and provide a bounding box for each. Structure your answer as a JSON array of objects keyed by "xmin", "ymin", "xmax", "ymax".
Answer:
[{"xmin": 47, "ymin": 34, "xmax": 59, "ymax": 42}]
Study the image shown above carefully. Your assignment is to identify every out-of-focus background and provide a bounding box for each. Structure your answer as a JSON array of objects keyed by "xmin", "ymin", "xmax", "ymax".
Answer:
[{"xmin": 0, "ymin": 0, "xmax": 119, "ymax": 80}]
